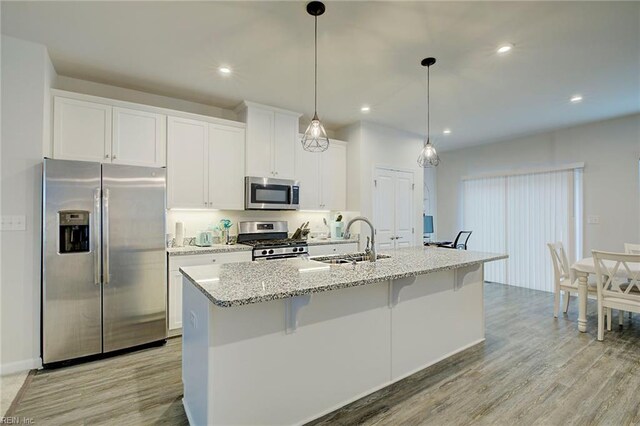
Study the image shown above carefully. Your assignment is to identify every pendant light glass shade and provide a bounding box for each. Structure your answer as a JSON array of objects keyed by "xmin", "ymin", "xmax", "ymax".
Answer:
[
  {"xmin": 417, "ymin": 57, "xmax": 439, "ymax": 168},
  {"xmin": 301, "ymin": 112, "xmax": 330, "ymax": 152},
  {"xmin": 302, "ymin": 1, "xmax": 329, "ymax": 153},
  {"xmin": 417, "ymin": 139, "xmax": 440, "ymax": 167}
]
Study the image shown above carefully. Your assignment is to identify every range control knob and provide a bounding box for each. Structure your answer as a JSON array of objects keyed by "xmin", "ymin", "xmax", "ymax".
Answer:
[
  {"xmin": 261, "ymin": 250, "xmax": 268, "ymax": 255},
  {"xmin": 268, "ymin": 249, "xmax": 274, "ymax": 255},
  {"xmin": 292, "ymin": 247, "xmax": 298, "ymax": 252}
]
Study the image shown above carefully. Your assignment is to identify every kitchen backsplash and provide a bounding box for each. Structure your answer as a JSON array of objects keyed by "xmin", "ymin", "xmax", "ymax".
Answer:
[{"xmin": 166, "ymin": 209, "xmax": 362, "ymax": 242}]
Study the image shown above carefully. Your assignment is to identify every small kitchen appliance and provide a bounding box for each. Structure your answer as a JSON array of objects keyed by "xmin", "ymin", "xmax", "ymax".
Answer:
[
  {"xmin": 236, "ymin": 221, "xmax": 309, "ymax": 260},
  {"xmin": 195, "ymin": 230, "xmax": 214, "ymax": 247}
]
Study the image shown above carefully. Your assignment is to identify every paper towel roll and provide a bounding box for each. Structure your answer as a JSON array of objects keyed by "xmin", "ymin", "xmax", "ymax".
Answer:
[{"xmin": 175, "ymin": 222, "xmax": 184, "ymax": 247}]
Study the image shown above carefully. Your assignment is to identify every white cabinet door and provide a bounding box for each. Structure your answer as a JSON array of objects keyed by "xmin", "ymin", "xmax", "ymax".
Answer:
[
  {"xmin": 168, "ymin": 251, "xmax": 252, "ymax": 332},
  {"xmin": 295, "ymin": 137, "xmax": 321, "ymax": 209},
  {"xmin": 169, "ymin": 270, "xmax": 183, "ymax": 330},
  {"xmin": 112, "ymin": 107, "xmax": 166, "ymax": 167},
  {"xmin": 209, "ymin": 124, "xmax": 245, "ymax": 210},
  {"xmin": 321, "ymin": 141, "xmax": 347, "ymax": 211},
  {"xmin": 167, "ymin": 116, "xmax": 209, "ymax": 209},
  {"xmin": 273, "ymin": 112, "xmax": 297, "ymax": 179},
  {"xmin": 245, "ymin": 107, "xmax": 273, "ymax": 178},
  {"xmin": 53, "ymin": 97, "xmax": 111, "ymax": 162},
  {"xmin": 394, "ymin": 170, "xmax": 414, "ymax": 248}
]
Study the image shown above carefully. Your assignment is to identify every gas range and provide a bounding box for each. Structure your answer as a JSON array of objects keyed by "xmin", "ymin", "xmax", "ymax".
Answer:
[{"xmin": 237, "ymin": 221, "xmax": 309, "ymax": 260}]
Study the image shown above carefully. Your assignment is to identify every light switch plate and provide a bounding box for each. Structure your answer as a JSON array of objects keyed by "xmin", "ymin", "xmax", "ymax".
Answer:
[
  {"xmin": 587, "ymin": 215, "xmax": 600, "ymax": 224},
  {"xmin": 1, "ymin": 215, "xmax": 27, "ymax": 231}
]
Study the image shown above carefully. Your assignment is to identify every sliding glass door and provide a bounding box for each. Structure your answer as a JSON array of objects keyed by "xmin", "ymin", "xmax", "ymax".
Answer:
[{"xmin": 463, "ymin": 168, "xmax": 580, "ymax": 292}]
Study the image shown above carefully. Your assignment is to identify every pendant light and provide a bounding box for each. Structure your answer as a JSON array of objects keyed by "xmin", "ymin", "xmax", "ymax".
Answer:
[
  {"xmin": 301, "ymin": 1, "xmax": 330, "ymax": 152},
  {"xmin": 417, "ymin": 57, "xmax": 440, "ymax": 167}
]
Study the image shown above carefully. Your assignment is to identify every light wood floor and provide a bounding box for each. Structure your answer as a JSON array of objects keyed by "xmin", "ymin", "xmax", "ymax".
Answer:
[{"xmin": 10, "ymin": 283, "xmax": 640, "ymax": 425}]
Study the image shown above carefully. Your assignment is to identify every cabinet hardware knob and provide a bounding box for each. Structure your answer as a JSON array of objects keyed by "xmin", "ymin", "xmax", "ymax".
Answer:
[
  {"xmin": 105, "ymin": 154, "xmax": 110, "ymax": 158},
  {"xmin": 212, "ymin": 259, "xmax": 216, "ymax": 263},
  {"xmin": 112, "ymin": 155, "xmax": 116, "ymax": 159}
]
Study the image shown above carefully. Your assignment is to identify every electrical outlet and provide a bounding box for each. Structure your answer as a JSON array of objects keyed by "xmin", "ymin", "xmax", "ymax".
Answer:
[
  {"xmin": 189, "ymin": 311, "xmax": 197, "ymax": 329},
  {"xmin": 587, "ymin": 215, "xmax": 600, "ymax": 225}
]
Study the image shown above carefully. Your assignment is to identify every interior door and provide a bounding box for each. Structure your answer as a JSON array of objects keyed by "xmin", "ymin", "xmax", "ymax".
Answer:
[
  {"xmin": 102, "ymin": 164, "xmax": 167, "ymax": 352},
  {"xmin": 42, "ymin": 159, "xmax": 103, "ymax": 364},
  {"xmin": 167, "ymin": 116, "xmax": 209, "ymax": 208},
  {"xmin": 112, "ymin": 107, "xmax": 166, "ymax": 167},
  {"xmin": 374, "ymin": 168, "xmax": 396, "ymax": 250},
  {"xmin": 394, "ymin": 170, "xmax": 414, "ymax": 248}
]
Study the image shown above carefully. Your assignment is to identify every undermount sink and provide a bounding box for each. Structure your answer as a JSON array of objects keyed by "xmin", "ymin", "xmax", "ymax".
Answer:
[{"xmin": 313, "ymin": 252, "xmax": 391, "ymax": 265}]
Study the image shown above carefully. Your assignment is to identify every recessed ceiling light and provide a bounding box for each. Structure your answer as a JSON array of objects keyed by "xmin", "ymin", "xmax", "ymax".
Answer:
[
  {"xmin": 218, "ymin": 66, "xmax": 232, "ymax": 75},
  {"xmin": 570, "ymin": 94, "xmax": 583, "ymax": 103},
  {"xmin": 443, "ymin": 129, "xmax": 452, "ymax": 135},
  {"xmin": 360, "ymin": 105, "xmax": 371, "ymax": 113},
  {"xmin": 497, "ymin": 43, "xmax": 514, "ymax": 54}
]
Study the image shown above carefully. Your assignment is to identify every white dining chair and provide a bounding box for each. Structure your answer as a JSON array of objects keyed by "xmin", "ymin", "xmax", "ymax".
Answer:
[
  {"xmin": 625, "ymin": 243, "xmax": 640, "ymax": 254},
  {"xmin": 593, "ymin": 250, "xmax": 640, "ymax": 341},
  {"xmin": 548, "ymin": 242, "xmax": 595, "ymax": 317}
]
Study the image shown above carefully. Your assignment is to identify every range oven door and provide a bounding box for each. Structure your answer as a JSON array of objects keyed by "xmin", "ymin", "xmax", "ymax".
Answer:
[{"xmin": 245, "ymin": 176, "xmax": 299, "ymax": 210}]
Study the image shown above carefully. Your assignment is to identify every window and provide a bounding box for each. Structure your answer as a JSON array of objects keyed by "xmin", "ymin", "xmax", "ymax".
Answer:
[{"xmin": 463, "ymin": 165, "xmax": 583, "ymax": 292}]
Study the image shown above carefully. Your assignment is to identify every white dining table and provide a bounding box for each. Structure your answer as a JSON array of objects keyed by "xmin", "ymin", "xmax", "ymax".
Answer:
[{"xmin": 571, "ymin": 257, "xmax": 640, "ymax": 332}]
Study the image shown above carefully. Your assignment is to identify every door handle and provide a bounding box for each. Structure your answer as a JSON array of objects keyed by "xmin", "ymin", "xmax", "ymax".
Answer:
[
  {"xmin": 102, "ymin": 188, "xmax": 110, "ymax": 285},
  {"xmin": 94, "ymin": 188, "xmax": 101, "ymax": 285}
]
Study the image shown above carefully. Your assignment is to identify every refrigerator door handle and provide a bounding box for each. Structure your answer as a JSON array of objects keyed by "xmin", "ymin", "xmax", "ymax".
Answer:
[
  {"xmin": 102, "ymin": 188, "xmax": 110, "ymax": 285},
  {"xmin": 94, "ymin": 188, "xmax": 102, "ymax": 285}
]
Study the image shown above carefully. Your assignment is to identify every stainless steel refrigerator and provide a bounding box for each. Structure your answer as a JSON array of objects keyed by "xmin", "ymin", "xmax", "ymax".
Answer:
[{"xmin": 42, "ymin": 158, "xmax": 167, "ymax": 365}]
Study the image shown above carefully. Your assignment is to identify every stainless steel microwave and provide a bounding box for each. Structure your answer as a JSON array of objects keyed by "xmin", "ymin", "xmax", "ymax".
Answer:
[{"xmin": 245, "ymin": 176, "xmax": 300, "ymax": 210}]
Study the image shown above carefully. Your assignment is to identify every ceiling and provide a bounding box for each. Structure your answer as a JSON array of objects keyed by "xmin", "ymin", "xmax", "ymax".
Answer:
[{"xmin": 2, "ymin": 1, "xmax": 639, "ymax": 151}]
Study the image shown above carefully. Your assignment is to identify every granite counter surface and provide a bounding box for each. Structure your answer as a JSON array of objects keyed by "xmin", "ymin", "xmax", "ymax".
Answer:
[
  {"xmin": 180, "ymin": 246, "xmax": 507, "ymax": 308},
  {"xmin": 167, "ymin": 244, "xmax": 252, "ymax": 256}
]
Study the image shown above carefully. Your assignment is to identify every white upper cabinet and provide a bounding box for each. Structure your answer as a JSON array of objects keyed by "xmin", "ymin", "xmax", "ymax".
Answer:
[
  {"xmin": 53, "ymin": 97, "xmax": 112, "ymax": 162},
  {"xmin": 53, "ymin": 94, "xmax": 166, "ymax": 167},
  {"xmin": 295, "ymin": 137, "xmax": 347, "ymax": 211},
  {"xmin": 112, "ymin": 107, "xmax": 166, "ymax": 167},
  {"xmin": 167, "ymin": 116, "xmax": 246, "ymax": 210},
  {"xmin": 167, "ymin": 116, "xmax": 209, "ymax": 209},
  {"xmin": 208, "ymin": 124, "xmax": 246, "ymax": 210},
  {"xmin": 238, "ymin": 102, "xmax": 300, "ymax": 179},
  {"xmin": 244, "ymin": 106, "xmax": 273, "ymax": 178},
  {"xmin": 273, "ymin": 113, "xmax": 297, "ymax": 179}
]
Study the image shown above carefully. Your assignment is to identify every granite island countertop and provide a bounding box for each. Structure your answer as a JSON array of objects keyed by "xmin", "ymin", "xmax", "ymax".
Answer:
[
  {"xmin": 167, "ymin": 244, "xmax": 252, "ymax": 256},
  {"xmin": 180, "ymin": 246, "xmax": 507, "ymax": 308}
]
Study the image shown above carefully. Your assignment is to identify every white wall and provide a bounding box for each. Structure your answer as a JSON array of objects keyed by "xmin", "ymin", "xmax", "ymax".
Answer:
[
  {"xmin": 437, "ymin": 113, "xmax": 640, "ymax": 255},
  {"xmin": 338, "ymin": 121, "xmax": 425, "ymax": 246},
  {"xmin": 1, "ymin": 36, "xmax": 57, "ymax": 374}
]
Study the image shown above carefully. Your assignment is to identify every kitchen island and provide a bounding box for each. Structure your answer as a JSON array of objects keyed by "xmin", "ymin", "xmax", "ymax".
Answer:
[{"xmin": 180, "ymin": 247, "xmax": 507, "ymax": 426}]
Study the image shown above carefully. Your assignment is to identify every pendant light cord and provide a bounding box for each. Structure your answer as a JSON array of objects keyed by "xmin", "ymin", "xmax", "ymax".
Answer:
[
  {"xmin": 426, "ymin": 64, "xmax": 430, "ymax": 145},
  {"xmin": 314, "ymin": 15, "xmax": 318, "ymax": 115}
]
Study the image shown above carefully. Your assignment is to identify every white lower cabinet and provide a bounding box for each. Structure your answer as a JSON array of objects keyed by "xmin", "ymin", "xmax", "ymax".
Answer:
[
  {"xmin": 168, "ymin": 251, "xmax": 252, "ymax": 332},
  {"xmin": 308, "ymin": 242, "xmax": 359, "ymax": 257}
]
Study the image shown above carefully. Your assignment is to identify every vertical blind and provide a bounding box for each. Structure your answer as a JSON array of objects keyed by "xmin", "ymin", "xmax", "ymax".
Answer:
[{"xmin": 463, "ymin": 169, "xmax": 577, "ymax": 292}]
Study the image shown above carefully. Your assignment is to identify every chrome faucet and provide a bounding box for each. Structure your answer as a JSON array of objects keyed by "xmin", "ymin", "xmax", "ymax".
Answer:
[{"xmin": 344, "ymin": 216, "xmax": 377, "ymax": 262}]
